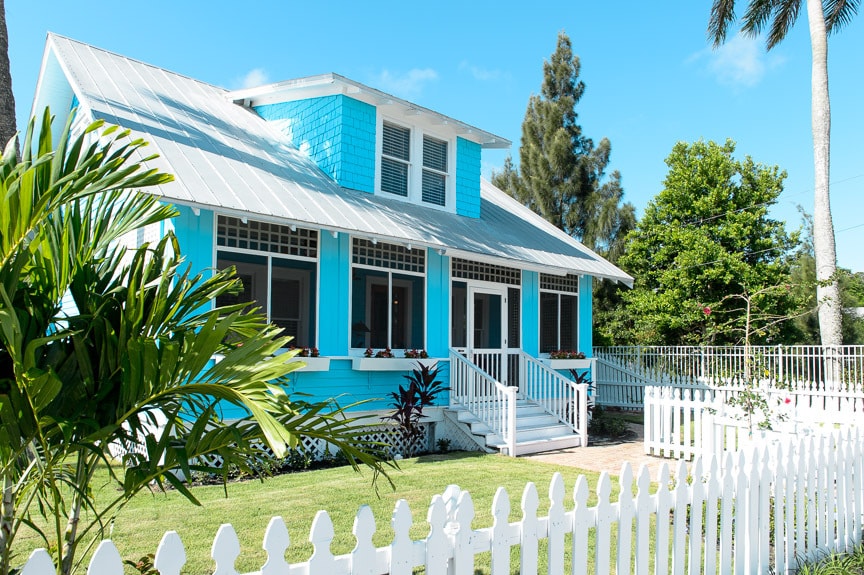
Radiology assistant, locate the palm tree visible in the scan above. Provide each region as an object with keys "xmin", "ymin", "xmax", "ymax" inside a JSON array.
[
  {"xmin": 708, "ymin": 0, "xmax": 859, "ymax": 353},
  {"xmin": 0, "ymin": 111, "xmax": 392, "ymax": 575}
]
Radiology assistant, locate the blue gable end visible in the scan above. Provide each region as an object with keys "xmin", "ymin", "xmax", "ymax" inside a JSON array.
[{"xmin": 254, "ymin": 95, "xmax": 376, "ymax": 193}]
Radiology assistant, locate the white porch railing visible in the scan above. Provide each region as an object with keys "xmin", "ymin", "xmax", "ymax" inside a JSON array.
[
  {"xmin": 518, "ymin": 351, "xmax": 588, "ymax": 445},
  {"xmin": 449, "ymin": 349, "xmax": 589, "ymax": 452},
  {"xmin": 596, "ymin": 345, "xmax": 864, "ymax": 390},
  {"xmin": 449, "ymin": 349, "xmax": 517, "ymax": 454}
]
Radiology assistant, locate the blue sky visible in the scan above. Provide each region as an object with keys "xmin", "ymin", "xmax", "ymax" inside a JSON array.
[{"xmin": 8, "ymin": 1, "xmax": 864, "ymax": 270}]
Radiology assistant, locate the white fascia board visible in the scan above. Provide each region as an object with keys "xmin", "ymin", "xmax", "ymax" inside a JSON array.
[{"xmin": 225, "ymin": 73, "xmax": 510, "ymax": 150}]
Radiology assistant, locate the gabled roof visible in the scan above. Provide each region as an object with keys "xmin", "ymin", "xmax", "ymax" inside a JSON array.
[{"xmin": 34, "ymin": 34, "xmax": 633, "ymax": 286}]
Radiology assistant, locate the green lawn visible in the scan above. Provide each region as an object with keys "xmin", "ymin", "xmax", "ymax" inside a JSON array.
[{"xmin": 17, "ymin": 452, "xmax": 621, "ymax": 574}]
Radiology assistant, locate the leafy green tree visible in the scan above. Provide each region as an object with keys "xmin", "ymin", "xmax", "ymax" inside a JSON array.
[
  {"xmin": 608, "ymin": 139, "xmax": 798, "ymax": 346},
  {"xmin": 788, "ymin": 210, "xmax": 864, "ymax": 344},
  {"xmin": 708, "ymin": 0, "xmax": 860, "ymax": 350},
  {"xmin": 491, "ymin": 31, "xmax": 635, "ymax": 257},
  {"xmin": 0, "ymin": 111, "xmax": 391, "ymax": 575}
]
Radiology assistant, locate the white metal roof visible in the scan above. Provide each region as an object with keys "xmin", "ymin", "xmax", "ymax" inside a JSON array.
[{"xmin": 38, "ymin": 34, "xmax": 633, "ymax": 286}]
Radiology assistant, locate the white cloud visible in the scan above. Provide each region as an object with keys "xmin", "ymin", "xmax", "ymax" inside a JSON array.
[
  {"xmin": 373, "ymin": 68, "xmax": 438, "ymax": 98},
  {"xmin": 691, "ymin": 34, "xmax": 785, "ymax": 88},
  {"xmin": 235, "ymin": 68, "xmax": 269, "ymax": 89},
  {"xmin": 459, "ymin": 60, "xmax": 506, "ymax": 81}
]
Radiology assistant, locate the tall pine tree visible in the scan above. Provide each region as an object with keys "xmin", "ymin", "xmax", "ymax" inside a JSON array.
[{"xmin": 492, "ymin": 31, "xmax": 634, "ymax": 258}]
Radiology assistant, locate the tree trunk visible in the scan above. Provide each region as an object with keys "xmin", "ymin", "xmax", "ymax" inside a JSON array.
[
  {"xmin": 807, "ymin": 0, "xmax": 842, "ymax": 360},
  {"xmin": 0, "ymin": 0, "xmax": 16, "ymax": 151},
  {"xmin": 807, "ymin": 0, "xmax": 843, "ymax": 389}
]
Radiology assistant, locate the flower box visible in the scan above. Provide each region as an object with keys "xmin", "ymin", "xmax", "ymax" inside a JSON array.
[
  {"xmin": 539, "ymin": 358, "xmax": 594, "ymax": 370},
  {"xmin": 293, "ymin": 357, "xmax": 331, "ymax": 372},
  {"xmin": 352, "ymin": 358, "xmax": 440, "ymax": 372}
]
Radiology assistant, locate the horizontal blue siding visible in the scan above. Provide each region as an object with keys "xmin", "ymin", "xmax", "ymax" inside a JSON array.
[{"xmin": 286, "ymin": 359, "xmax": 451, "ymax": 411}]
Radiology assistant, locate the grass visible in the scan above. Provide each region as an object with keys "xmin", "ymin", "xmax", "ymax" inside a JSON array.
[
  {"xmin": 16, "ymin": 452, "xmax": 623, "ymax": 574},
  {"xmin": 794, "ymin": 544, "xmax": 864, "ymax": 575}
]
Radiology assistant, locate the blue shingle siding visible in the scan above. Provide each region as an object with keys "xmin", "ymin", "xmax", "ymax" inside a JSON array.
[
  {"xmin": 455, "ymin": 137, "xmax": 481, "ymax": 218},
  {"xmin": 253, "ymin": 95, "xmax": 376, "ymax": 193}
]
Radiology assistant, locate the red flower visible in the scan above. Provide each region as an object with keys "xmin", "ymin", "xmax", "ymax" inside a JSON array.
[
  {"xmin": 702, "ymin": 306, "xmax": 712, "ymax": 316},
  {"xmin": 784, "ymin": 397, "xmax": 792, "ymax": 404}
]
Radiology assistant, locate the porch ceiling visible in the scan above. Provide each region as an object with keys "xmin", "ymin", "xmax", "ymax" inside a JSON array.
[{"xmin": 43, "ymin": 34, "xmax": 633, "ymax": 287}]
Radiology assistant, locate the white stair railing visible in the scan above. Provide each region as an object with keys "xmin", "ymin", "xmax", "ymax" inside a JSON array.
[
  {"xmin": 519, "ymin": 352, "xmax": 589, "ymax": 446},
  {"xmin": 449, "ymin": 348, "xmax": 517, "ymax": 455}
]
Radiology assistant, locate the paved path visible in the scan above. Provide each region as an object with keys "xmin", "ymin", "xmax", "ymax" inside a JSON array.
[{"xmin": 525, "ymin": 423, "xmax": 676, "ymax": 482}]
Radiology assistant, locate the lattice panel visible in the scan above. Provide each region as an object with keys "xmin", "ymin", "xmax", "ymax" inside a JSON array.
[
  {"xmin": 540, "ymin": 273, "xmax": 580, "ymax": 293},
  {"xmin": 352, "ymin": 238, "xmax": 425, "ymax": 273},
  {"xmin": 436, "ymin": 416, "xmax": 489, "ymax": 453},
  {"xmin": 137, "ymin": 424, "xmax": 434, "ymax": 472},
  {"xmin": 452, "ymin": 259, "xmax": 521, "ymax": 285},
  {"xmin": 217, "ymin": 215, "xmax": 318, "ymax": 258}
]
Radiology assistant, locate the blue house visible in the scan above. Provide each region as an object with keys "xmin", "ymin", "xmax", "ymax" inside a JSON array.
[{"xmin": 32, "ymin": 35, "xmax": 633, "ymax": 455}]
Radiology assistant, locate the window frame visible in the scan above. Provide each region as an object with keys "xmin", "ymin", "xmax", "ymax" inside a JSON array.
[
  {"xmin": 539, "ymin": 285, "xmax": 580, "ymax": 355},
  {"xmin": 350, "ymin": 237, "xmax": 427, "ymax": 353},
  {"xmin": 214, "ymin": 214, "xmax": 320, "ymax": 349},
  {"xmin": 375, "ymin": 115, "xmax": 455, "ymax": 211}
]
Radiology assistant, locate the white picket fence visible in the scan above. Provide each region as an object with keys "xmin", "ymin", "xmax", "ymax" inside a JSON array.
[
  {"xmin": 20, "ymin": 430, "xmax": 864, "ymax": 575},
  {"xmin": 644, "ymin": 384, "xmax": 864, "ymax": 461}
]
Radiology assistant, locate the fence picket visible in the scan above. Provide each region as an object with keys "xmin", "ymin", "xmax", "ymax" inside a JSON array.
[
  {"xmin": 655, "ymin": 464, "xmax": 672, "ymax": 575},
  {"xmin": 688, "ymin": 458, "xmax": 705, "ymax": 575},
  {"xmin": 212, "ymin": 524, "xmax": 241, "ymax": 575},
  {"xmin": 571, "ymin": 476, "xmax": 590, "ymax": 575},
  {"xmin": 547, "ymin": 474, "xmax": 567, "ymax": 575},
  {"xmin": 671, "ymin": 460, "xmax": 689, "ymax": 575},
  {"xmin": 490, "ymin": 487, "xmax": 511, "ymax": 575},
  {"xmin": 452, "ymin": 491, "xmax": 475, "ymax": 575},
  {"xmin": 389, "ymin": 500, "xmax": 413, "ymax": 575},
  {"xmin": 261, "ymin": 518, "xmax": 289, "ymax": 575},
  {"xmin": 351, "ymin": 506, "xmax": 376, "ymax": 575},
  {"xmin": 425, "ymin": 496, "xmax": 449, "ymax": 575},
  {"xmin": 520, "ymin": 483, "xmax": 540, "ymax": 575},
  {"xmin": 634, "ymin": 466, "xmax": 652, "ymax": 575},
  {"xmin": 617, "ymin": 464, "xmax": 635, "ymax": 575},
  {"xmin": 702, "ymin": 456, "xmax": 720, "ymax": 575},
  {"xmin": 594, "ymin": 473, "xmax": 614, "ymax": 575}
]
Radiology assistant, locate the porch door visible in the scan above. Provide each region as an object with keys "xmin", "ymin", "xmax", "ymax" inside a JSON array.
[{"xmin": 467, "ymin": 285, "xmax": 509, "ymax": 384}]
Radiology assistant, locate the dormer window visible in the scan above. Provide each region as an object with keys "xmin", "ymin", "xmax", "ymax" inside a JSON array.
[{"xmin": 378, "ymin": 119, "xmax": 452, "ymax": 209}]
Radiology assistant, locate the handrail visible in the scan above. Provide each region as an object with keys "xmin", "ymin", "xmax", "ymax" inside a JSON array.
[
  {"xmin": 448, "ymin": 348, "xmax": 517, "ymax": 455},
  {"xmin": 518, "ymin": 352, "xmax": 588, "ymax": 447}
]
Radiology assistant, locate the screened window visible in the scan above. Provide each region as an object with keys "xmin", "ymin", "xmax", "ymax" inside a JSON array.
[
  {"xmin": 215, "ymin": 220, "xmax": 318, "ymax": 349},
  {"xmin": 381, "ymin": 122, "xmax": 410, "ymax": 197},
  {"xmin": 351, "ymin": 239, "xmax": 425, "ymax": 350},
  {"xmin": 540, "ymin": 293, "xmax": 578, "ymax": 353},
  {"xmin": 422, "ymin": 136, "xmax": 447, "ymax": 206}
]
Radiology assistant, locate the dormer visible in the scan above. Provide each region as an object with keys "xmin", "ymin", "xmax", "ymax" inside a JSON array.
[{"xmin": 226, "ymin": 74, "xmax": 509, "ymax": 219}]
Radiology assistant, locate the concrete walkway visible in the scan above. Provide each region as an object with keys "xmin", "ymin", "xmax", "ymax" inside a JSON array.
[{"xmin": 524, "ymin": 423, "xmax": 676, "ymax": 482}]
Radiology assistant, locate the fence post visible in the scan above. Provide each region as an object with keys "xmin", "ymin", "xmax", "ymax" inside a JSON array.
[{"xmin": 507, "ymin": 387, "xmax": 517, "ymax": 456}]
